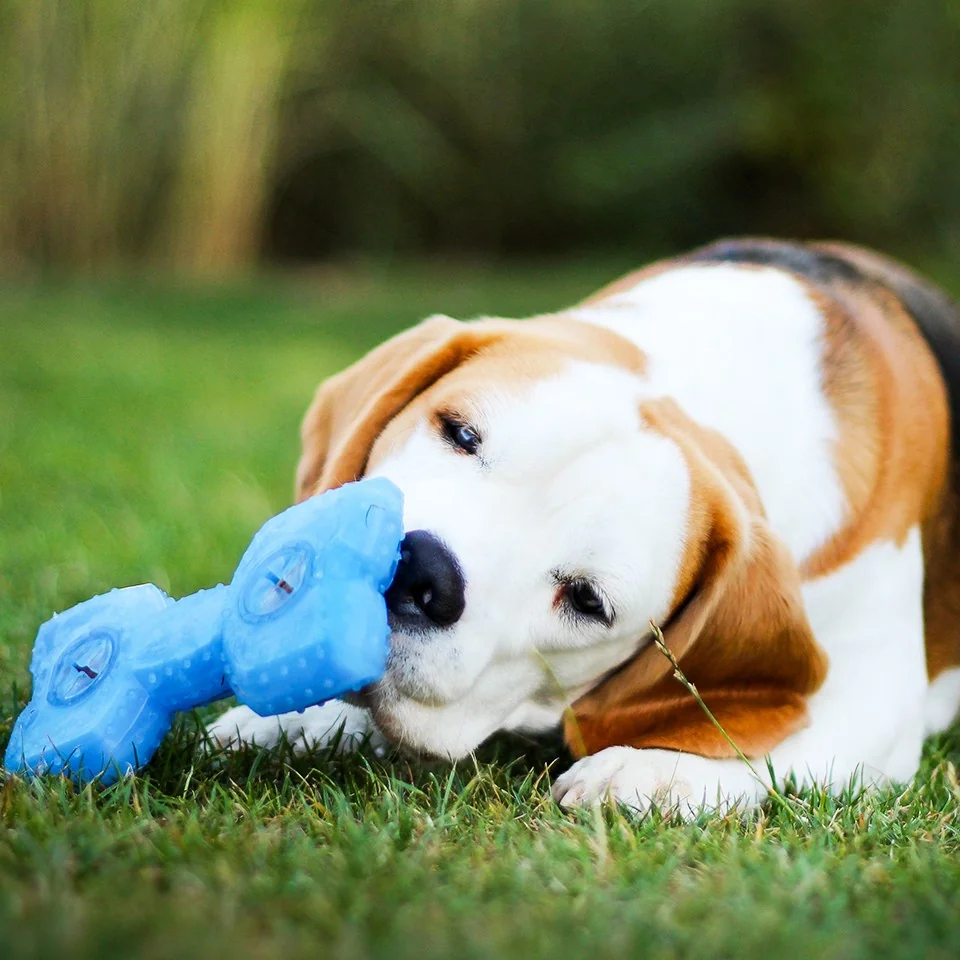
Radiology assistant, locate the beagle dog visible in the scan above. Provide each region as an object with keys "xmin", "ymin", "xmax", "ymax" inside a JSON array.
[{"xmin": 208, "ymin": 238, "xmax": 960, "ymax": 816}]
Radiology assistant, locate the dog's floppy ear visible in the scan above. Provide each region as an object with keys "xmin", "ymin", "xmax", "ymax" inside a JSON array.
[
  {"xmin": 296, "ymin": 315, "xmax": 505, "ymax": 500},
  {"xmin": 566, "ymin": 399, "xmax": 828, "ymax": 760}
]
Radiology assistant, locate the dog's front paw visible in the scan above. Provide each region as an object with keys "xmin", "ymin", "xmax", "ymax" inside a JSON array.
[
  {"xmin": 204, "ymin": 701, "xmax": 384, "ymax": 756},
  {"xmin": 552, "ymin": 747, "xmax": 767, "ymax": 818}
]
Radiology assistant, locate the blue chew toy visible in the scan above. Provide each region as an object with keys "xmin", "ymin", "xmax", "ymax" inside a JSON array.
[{"xmin": 4, "ymin": 478, "xmax": 404, "ymax": 785}]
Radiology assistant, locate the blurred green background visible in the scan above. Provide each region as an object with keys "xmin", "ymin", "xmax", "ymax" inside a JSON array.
[{"xmin": 2, "ymin": 0, "xmax": 959, "ymax": 276}]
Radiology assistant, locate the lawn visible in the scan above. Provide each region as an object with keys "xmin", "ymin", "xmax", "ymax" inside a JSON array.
[{"xmin": 3, "ymin": 261, "xmax": 960, "ymax": 960}]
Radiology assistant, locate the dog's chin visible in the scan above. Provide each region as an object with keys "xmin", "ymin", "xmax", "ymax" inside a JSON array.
[
  {"xmin": 376, "ymin": 627, "xmax": 474, "ymax": 707},
  {"xmin": 349, "ymin": 674, "xmax": 495, "ymax": 762},
  {"xmin": 345, "ymin": 626, "xmax": 509, "ymax": 759}
]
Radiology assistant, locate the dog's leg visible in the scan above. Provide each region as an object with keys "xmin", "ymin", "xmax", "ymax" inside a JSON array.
[
  {"xmin": 555, "ymin": 528, "xmax": 929, "ymax": 817},
  {"xmin": 205, "ymin": 701, "xmax": 386, "ymax": 756}
]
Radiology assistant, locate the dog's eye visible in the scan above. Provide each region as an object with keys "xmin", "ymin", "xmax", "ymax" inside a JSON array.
[
  {"xmin": 440, "ymin": 416, "xmax": 481, "ymax": 455},
  {"xmin": 565, "ymin": 579, "xmax": 611, "ymax": 625}
]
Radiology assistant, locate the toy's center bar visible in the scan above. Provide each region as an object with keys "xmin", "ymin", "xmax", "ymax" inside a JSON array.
[{"xmin": 132, "ymin": 585, "xmax": 231, "ymax": 713}]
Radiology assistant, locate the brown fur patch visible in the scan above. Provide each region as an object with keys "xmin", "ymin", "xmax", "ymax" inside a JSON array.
[
  {"xmin": 920, "ymin": 469, "xmax": 960, "ymax": 678},
  {"xmin": 296, "ymin": 314, "xmax": 646, "ymax": 499},
  {"xmin": 569, "ymin": 687, "xmax": 810, "ymax": 760},
  {"xmin": 800, "ymin": 278, "xmax": 948, "ymax": 578},
  {"xmin": 810, "ymin": 243, "xmax": 960, "ymax": 680},
  {"xmin": 295, "ymin": 315, "xmax": 501, "ymax": 498}
]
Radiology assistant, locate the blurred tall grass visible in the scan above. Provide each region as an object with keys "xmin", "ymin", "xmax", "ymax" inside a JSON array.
[{"xmin": 1, "ymin": 0, "xmax": 959, "ymax": 274}]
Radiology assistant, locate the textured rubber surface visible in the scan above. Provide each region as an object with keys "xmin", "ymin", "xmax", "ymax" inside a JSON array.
[
  {"xmin": 223, "ymin": 480, "xmax": 403, "ymax": 715},
  {"xmin": 4, "ymin": 478, "xmax": 403, "ymax": 784}
]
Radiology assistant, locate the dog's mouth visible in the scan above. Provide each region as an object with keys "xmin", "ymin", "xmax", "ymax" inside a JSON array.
[
  {"xmin": 355, "ymin": 656, "xmax": 451, "ymax": 710},
  {"xmin": 342, "ymin": 685, "xmax": 374, "ymax": 710},
  {"xmin": 342, "ymin": 681, "xmax": 451, "ymax": 761}
]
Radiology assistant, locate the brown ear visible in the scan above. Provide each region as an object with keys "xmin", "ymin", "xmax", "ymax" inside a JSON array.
[
  {"xmin": 566, "ymin": 399, "xmax": 828, "ymax": 760},
  {"xmin": 295, "ymin": 315, "xmax": 506, "ymax": 500}
]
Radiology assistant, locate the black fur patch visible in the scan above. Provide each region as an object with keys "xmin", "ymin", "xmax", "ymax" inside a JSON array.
[{"xmin": 690, "ymin": 239, "xmax": 865, "ymax": 285}]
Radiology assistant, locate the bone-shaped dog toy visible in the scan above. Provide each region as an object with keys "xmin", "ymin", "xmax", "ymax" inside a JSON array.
[{"xmin": 3, "ymin": 477, "xmax": 404, "ymax": 785}]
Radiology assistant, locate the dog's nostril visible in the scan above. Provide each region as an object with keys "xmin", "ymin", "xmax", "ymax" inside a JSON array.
[{"xmin": 386, "ymin": 530, "xmax": 465, "ymax": 628}]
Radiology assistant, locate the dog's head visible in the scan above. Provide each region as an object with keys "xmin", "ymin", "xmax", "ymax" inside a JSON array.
[{"xmin": 296, "ymin": 314, "xmax": 825, "ymax": 760}]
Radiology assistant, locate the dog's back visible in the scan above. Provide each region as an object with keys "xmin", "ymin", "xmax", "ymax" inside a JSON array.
[{"xmin": 689, "ymin": 239, "xmax": 960, "ymax": 685}]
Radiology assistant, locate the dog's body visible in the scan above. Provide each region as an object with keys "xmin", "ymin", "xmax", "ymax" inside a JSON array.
[{"xmin": 209, "ymin": 238, "xmax": 960, "ymax": 815}]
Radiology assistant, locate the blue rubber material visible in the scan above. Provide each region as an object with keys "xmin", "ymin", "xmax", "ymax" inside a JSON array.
[{"xmin": 4, "ymin": 478, "xmax": 404, "ymax": 785}]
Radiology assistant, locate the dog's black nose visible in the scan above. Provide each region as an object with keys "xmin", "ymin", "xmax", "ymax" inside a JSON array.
[{"xmin": 385, "ymin": 530, "xmax": 465, "ymax": 629}]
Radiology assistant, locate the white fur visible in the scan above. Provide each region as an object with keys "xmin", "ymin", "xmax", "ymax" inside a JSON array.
[
  {"xmin": 784, "ymin": 525, "xmax": 929, "ymax": 786},
  {"xmin": 573, "ymin": 264, "xmax": 847, "ymax": 564}
]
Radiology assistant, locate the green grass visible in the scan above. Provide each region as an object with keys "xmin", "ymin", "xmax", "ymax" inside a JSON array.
[{"xmin": 4, "ymin": 261, "xmax": 960, "ymax": 959}]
